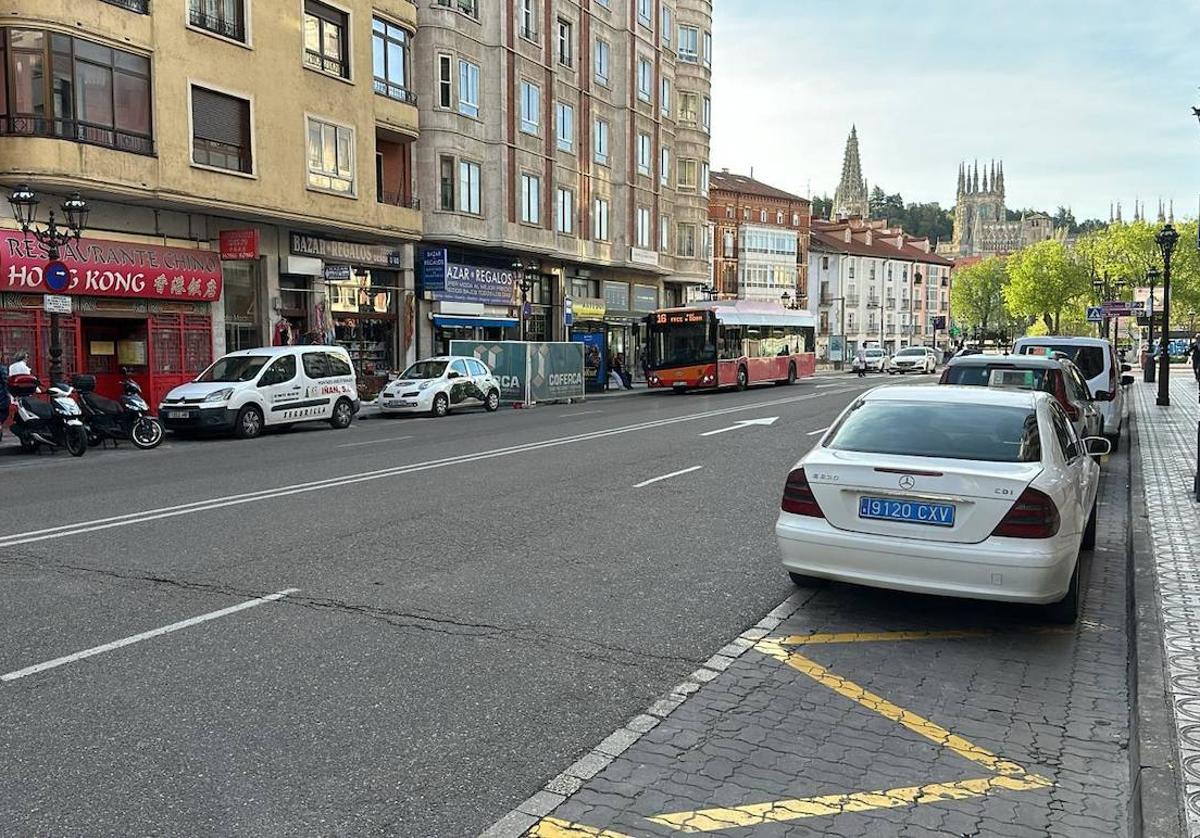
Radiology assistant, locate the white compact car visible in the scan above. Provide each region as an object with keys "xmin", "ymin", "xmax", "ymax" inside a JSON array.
[
  {"xmin": 888, "ymin": 346, "xmax": 938, "ymax": 374},
  {"xmin": 863, "ymin": 348, "xmax": 888, "ymax": 372},
  {"xmin": 378, "ymin": 356, "xmax": 501, "ymax": 417},
  {"xmin": 776, "ymin": 385, "xmax": 1108, "ymax": 623},
  {"xmin": 160, "ymin": 345, "xmax": 359, "ymax": 439}
]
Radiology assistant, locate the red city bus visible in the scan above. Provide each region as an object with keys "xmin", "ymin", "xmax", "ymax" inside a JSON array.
[{"xmin": 646, "ymin": 301, "xmax": 817, "ymax": 392}]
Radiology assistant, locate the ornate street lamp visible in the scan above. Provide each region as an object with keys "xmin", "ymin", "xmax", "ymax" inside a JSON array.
[
  {"xmin": 1145, "ymin": 267, "xmax": 1161, "ymax": 383},
  {"xmin": 7, "ymin": 185, "xmax": 89, "ymax": 384},
  {"xmin": 780, "ymin": 291, "xmax": 799, "ymax": 310},
  {"xmin": 510, "ymin": 259, "xmax": 536, "ymax": 342},
  {"xmin": 1155, "ymin": 223, "xmax": 1179, "ymax": 406}
]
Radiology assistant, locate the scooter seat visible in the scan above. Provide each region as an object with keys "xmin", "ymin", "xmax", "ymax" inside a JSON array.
[
  {"xmin": 82, "ymin": 391, "xmax": 123, "ymax": 415},
  {"xmin": 21, "ymin": 398, "xmax": 53, "ymax": 420}
]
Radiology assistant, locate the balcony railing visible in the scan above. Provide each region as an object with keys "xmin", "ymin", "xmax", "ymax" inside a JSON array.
[
  {"xmin": 189, "ymin": 7, "xmax": 246, "ymax": 42},
  {"xmin": 373, "ymin": 79, "xmax": 419, "ymax": 105},
  {"xmin": 0, "ymin": 115, "xmax": 154, "ymax": 156},
  {"xmin": 378, "ymin": 191, "xmax": 421, "ymax": 210},
  {"xmin": 845, "ymin": 295, "xmax": 859, "ymax": 306},
  {"xmin": 102, "ymin": 0, "xmax": 150, "ymax": 13}
]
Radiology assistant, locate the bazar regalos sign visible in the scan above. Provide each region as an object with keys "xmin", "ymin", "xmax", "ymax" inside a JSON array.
[
  {"xmin": 1, "ymin": 232, "xmax": 222, "ymax": 302},
  {"xmin": 419, "ymin": 248, "xmax": 517, "ymax": 306}
]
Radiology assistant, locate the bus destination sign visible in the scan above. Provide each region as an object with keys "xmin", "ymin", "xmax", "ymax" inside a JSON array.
[{"xmin": 655, "ymin": 311, "xmax": 707, "ymax": 325}]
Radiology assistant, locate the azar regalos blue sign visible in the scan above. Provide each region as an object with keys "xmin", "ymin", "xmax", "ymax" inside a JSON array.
[{"xmin": 419, "ymin": 248, "xmax": 517, "ymax": 306}]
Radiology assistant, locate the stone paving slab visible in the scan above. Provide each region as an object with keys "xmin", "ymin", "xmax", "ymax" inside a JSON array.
[
  {"xmin": 491, "ymin": 444, "xmax": 1133, "ymax": 837},
  {"xmin": 1133, "ymin": 375, "xmax": 1200, "ymax": 837}
]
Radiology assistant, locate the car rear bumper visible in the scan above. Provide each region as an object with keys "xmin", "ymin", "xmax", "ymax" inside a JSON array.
[{"xmin": 776, "ymin": 512, "xmax": 1076, "ymax": 604}]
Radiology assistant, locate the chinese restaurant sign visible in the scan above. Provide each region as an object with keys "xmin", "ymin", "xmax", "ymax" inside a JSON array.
[
  {"xmin": 1, "ymin": 232, "xmax": 223, "ymax": 302},
  {"xmin": 219, "ymin": 229, "xmax": 260, "ymax": 261}
]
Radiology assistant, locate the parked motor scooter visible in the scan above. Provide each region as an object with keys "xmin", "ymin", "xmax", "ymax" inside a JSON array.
[
  {"xmin": 73, "ymin": 370, "xmax": 164, "ymax": 450},
  {"xmin": 8, "ymin": 374, "xmax": 89, "ymax": 457}
]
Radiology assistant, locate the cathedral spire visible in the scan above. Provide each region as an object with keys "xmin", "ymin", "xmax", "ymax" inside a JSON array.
[
  {"xmin": 1116, "ymin": 201, "xmax": 1123, "ymax": 223},
  {"xmin": 832, "ymin": 125, "xmax": 869, "ymax": 219},
  {"xmin": 957, "ymin": 162, "xmax": 965, "ymax": 197},
  {"xmin": 1170, "ymin": 199, "xmax": 1174, "ymax": 222},
  {"xmin": 982, "ymin": 165, "xmax": 989, "ymax": 194},
  {"xmin": 997, "ymin": 160, "xmax": 1005, "ymax": 195},
  {"xmin": 1158, "ymin": 199, "xmax": 1165, "ymax": 223},
  {"xmin": 972, "ymin": 160, "xmax": 979, "ymax": 193}
]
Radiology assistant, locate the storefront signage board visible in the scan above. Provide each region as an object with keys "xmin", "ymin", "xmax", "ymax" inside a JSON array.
[
  {"xmin": 573, "ymin": 297, "xmax": 606, "ymax": 319},
  {"xmin": 290, "ymin": 233, "xmax": 401, "ymax": 268},
  {"xmin": 323, "ymin": 264, "xmax": 353, "ymax": 281},
  {"xmin": 420, "ymin": 248, "xmax": 518, "ymax": 306},
  {"xmin": 43, "ymin": 294, "xmax": 72, "ymax": 314},
  {"xmin": 2, "ymin": 232, "xmax": 221, "ymax": 302},
  {"xmin": 219, "ymin": 230, "xmax": 260, "ymax": 261}
]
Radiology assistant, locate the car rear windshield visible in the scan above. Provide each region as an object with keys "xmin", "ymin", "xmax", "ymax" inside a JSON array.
[
  {"xmin": 827, "ymin": 401, "xmax": 1042, "ymax": 463},
  {"xmin": 1019, "ymin": 344, "xmax": 1105, "ymax": 379},
  {"xmin": 944, "ymin": 364, "xmax": 1049, "ymax": 391},
  {"xmin": 196, "ymin": 355, "xmax": 270, "ymax": 383}
]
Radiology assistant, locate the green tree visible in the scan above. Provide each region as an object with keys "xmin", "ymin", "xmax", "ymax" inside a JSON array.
[
  {"xmin": 1004, "ymin": 240, "xmax": 1093, "ymax": 333},
  {"xmin": 811, "ymin": 194, "xmax": 833, "ymax": 221},
  {"xmin": 950, "ymin": 257, "xmax": 1008, "ymax": 336}
]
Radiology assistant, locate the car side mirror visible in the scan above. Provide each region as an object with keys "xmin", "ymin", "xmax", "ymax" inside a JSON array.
[
  {"xmin": 1121, "ymin": 363, "xmax": 1132, "ymax": 373},
  {"xmin": 1121, "ymin": 373, "xmax": 1135, "ymax": 387},
  {"xmin": 447, "ymin": 371, "xmax": 461, "ymax": 379},
  {"xmin": 1093, "ymin": 389, "xmax": 1112, "ymax": 402},
  {"xmin": 1084, "ymin": 436, "xmax": 1112, "ymax": 457}
]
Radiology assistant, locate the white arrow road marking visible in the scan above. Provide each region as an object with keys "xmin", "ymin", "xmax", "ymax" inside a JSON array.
[
  {"xmin": 1, "ymin": 588, "xmax": 300, "ymax": 682},
  {"xmin": 699, "ymin": 417, "xmax": 779, "ymax": 437},
  {"xmin": 634, "ymin": 465, "xmax": 703, "ymax": 488}
]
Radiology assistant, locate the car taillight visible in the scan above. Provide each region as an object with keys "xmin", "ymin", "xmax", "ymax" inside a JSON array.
[
  {"xmin": 991, "ymin": 488, "xmax": 1060, "ymax": 539},
  {"xmin": 781, "ymin": 468, "xmax": 824, "ymax": 518}
]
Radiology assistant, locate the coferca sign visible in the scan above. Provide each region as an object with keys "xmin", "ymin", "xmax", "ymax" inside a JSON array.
[{"xmin": 1, "ymin": 232, "xmax": 223, "ymax": 302}]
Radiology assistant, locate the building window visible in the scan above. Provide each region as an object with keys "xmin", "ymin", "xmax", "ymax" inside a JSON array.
[
  {"xmin": 661, "ymin": 5, "xmax": 673, "ymax": 45},
  {"xmin": 792, "ymin": 212, "xmax": 800, "ymax": 226},
  {"xmin": 700, "ymin": 163, "xmax": 709, "ymax": 196},
  {"xmin": 556, "ymin": 18, "xmax": 573, "ymax": 67},
  {"xmin": 637, "ymin": 57, "xmax": 652, "ymax": 102},
  {"xmin": 594, "ymin": 38, "xmax": 610, "ymax": 85},
  {"xmin": 303, "ymin": 1, "xmax": 349, "ymax": 79},
  {"xmin": 821, "ymin": 256, "xmax": 829, "ymax": 270},
  {"xmin": 188, "ymin": 0, "xmax": 245, "ymax": 41},
  {"xmin": 521, "ymin": 172, "xmax": 541, "ymax": 224},
  {"xmin": 519, "ymin": 0, "xmax": 538, "ymax": 40},
  {"xmin": 459, "ymin": 160, "xmax": 481, "ymax": 214},
  {"xmin": 677, "ymin": 158, "xmax": 697, "ymax": 190},
  {"xmin": 520, "ymin": 80, "xmax": 540, "ymax": 134},
  {"xmin": 677, "ymin": 223, "xmax": 697, "ymax": 258},
  {"xmin": 702, "ymin": 95, "xmax": 711, "ymax": 132},
  {"xmin": 776, "ymin": 211, "xmax": 784, "ymax": 225},
  {"xmin": 703, "ymin": 30, "xmax": 712, "ymax": 66},
  {"xmin": 636, "ymin": 206, "xmax": 651, "ymax": 248},
  {"xmin": 556, "ymin": 187, "xmax": 574, "ymax": 234},
  {"xmin": 742, "ymin": 207, "xmax": 750, "ymax": 220},
  {"xmin": 725, "ymin": 206, "xmax": 733, "ymax": 218},
  {"xmin": 660, "ymin": 215, "xmax": 670, "ymax": 251},
  {"xmin": 660, "ymin": 146, "xmax": 670, "ymax": 185},
  {"xmin": 556, "ymin": 101, "xmax": 574, "ymax": 152},
  {"xmin": 458, "ymin": 59, "xmax": 480, "ymax": 117},
  {"xmin": 594, "ymin": 197, "xmax": 610, "ymax": 241},
  {"xmin": 678, "ymin": 91, "xmax": 698, "ymax": 124},
  {"xmin": 760, "ymin": 209, "xmax": 767, "ymax": 223},
  {"xmin": 593, "ymin": 118, "xmax": 609, "ymax": 165},
  {"xmin": 723, "ymin": 230, "xmax": 735, "ymax": 257},
  {"xmin": 678, "ymin": 25, "xmax": 699, "ymax": 61},
  {"xmin": 191, "ymin": 85, "xmax": 251, "ymax": 173},
  {"xmin": 2, "ymin": 31, "xmax": 154, "ymax": 156},
  {"xmin": 637, "ymin": 0, "xmax": 652, "ymax": 26},
  {"xmin": 372, "ymin": 18, "xmax": 413, "ymax": 102},
  {"xmin": 434, "ymin": 0, "xmax": 479, "ymax": 18},
  {"xmin": 439, "ymin": 155, "xmax": 455, "ymax": 210},
  {"xmin": 437, "ymin": 53, "xmax": 453, "ymax": 108},
  {"xmin": 636, "ymin": 132, "xmax": 651, "ymax": 176},
  {"xmin": 306, "ymin": 118, "xmax": 355, "ymax": 195},
  {"xmin": 660, "ymin": 76, "xmax": 671, "ymax": 116}
]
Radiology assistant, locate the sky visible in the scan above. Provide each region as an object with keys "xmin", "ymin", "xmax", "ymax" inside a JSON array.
[{"xmin": 710, "ymin": 0, "xmax": 1200, "ymax": 222}]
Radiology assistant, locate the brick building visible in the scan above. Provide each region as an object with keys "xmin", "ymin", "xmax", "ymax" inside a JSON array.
[{"xmin": 708, "ymin": 170, "xmax": 811, "ymax": 304}]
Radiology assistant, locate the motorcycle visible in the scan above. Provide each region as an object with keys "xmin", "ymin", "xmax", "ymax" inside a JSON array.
[
  {"xmin": 73, "ymin": 371, "xmax": 164, "ymax": 450},
  {"xmin": 8, "ymin": 374, "xmax": 89, "ymax": 457}
]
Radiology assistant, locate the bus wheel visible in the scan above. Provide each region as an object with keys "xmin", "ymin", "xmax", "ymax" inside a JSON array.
[
  {"xmin": 736, "ymin": 366, "xmax": 748, "ymax": 391},
  {"xmin": 776, "ymin": 363, "xmax": 797, "ymax": 386}
]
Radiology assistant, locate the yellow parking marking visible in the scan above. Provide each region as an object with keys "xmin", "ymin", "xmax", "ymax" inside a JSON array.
[
  {"xmin": 528, "ymin": 816, "xmax": 637, "ymax": 838},
  {"xmin": 776, "ymin": 626, "xmax": 1073, "ymax": 646},
  {"xmin": 647, "ymin": 773, "xmax": 1052, "ymax": 832},
  {"xmin": 756, "ymin": 639, "xmax": 1027, "ymax": 775}
]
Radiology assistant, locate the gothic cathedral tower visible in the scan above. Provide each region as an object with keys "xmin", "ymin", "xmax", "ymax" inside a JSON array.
[
  {"xmin": 832, "ymin": 126, "xmax": 869, "ymax": 220},
  {"xmin": 950, "ymin": 160, "xmax": 1007, "ymax": 255}
]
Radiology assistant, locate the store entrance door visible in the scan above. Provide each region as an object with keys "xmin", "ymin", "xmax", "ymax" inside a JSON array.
[{"xmin": 80, "ymin": 317, "xmax": 150, "ymax": 401}]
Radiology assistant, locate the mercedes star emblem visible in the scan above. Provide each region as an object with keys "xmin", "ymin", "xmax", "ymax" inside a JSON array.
[{"xmin": 898, "ymin": 475, "xmax": 916, "ymax": 490}]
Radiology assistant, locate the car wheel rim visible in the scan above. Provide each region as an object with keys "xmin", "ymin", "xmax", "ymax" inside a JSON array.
[
  {"xmin": 244, "ymin": 412, "xmax": 260, "ymax": 434},
  {"xmin": 336, "ymin": 404, "xmax": 351, "ymax": 425},
  {"xmin": 488, "ymin": 394, "xmax": 498, "ymax": 409}
]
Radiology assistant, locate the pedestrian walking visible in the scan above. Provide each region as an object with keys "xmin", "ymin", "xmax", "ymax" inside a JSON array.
[
  {"xmin": 7, "ymin": 350, "xmax": 31, "ymax": 377},
  {"xmin": 0, "ymin": 359, "xmax": 9, "ymax": 442},
  {"xmin": 853, "ymin": 346, "xmax": 867, "ymax": 378},
  {"xmin": 1188, "ymin": 334, "xmax": 1200, "ymax": 383}
]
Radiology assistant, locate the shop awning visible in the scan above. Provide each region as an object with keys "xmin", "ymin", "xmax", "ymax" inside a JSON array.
[{"xmin": 432, "ymin": 315, "xmax": 519, "ymax": 329}]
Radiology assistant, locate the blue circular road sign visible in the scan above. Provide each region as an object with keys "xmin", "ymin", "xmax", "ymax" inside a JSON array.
[{"xmin": 45, "ymin": 261, "xmax": 71, "ymax": 293}]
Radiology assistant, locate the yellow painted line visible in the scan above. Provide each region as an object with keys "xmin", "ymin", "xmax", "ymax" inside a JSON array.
[
  {"xmin": 775, "ymin": 626, "xmax": 1073, "ymax": 646},
  {"xmin": 527, "ymin": 817, "xmax": 637, "ymax": 838},
  {"xmin": 755, "ymin": 639, "xmax": 1027, "ymax": 775},
  {"xmin": 646, "ymin": 773, "xmax": 1053, "ymax": 832}
]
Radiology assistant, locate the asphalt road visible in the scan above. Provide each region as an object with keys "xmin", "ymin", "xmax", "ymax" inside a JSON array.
[{"xmin": 0, "ymin": 372, "xmax": 904, "ymax": 837}]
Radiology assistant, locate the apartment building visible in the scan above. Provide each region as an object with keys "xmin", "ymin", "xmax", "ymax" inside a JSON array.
[
  {"xmin": 413, "ymin": 0, "xmax": 713, "ymax": 378},
  {"xmin": 708, "ymin": 169, "xmax": 811, "ymax": 305},
  {"xmin": 807, "ymin": 218, "xmax": 953, "ymax": 359},
  {"xmin": 0, "ymin": 0, "xmax": 421, "ymax": 402}
]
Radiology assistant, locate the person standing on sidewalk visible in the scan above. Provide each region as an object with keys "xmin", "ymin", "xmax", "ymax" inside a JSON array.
[
  {"xmin": 1187, "ymin": 334, "xmax": 1200, "ymax": 383},
  {"xmin": 8, "ymin": 350, "xmax": 30, "ymax": 376},
  {"xmin": 853, "ymin": 346, "xmax": 867, "ymax": 378}
]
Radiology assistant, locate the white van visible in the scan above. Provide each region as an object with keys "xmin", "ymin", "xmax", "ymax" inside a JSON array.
[
  {"xmin": 159, "ymin": 346, "xmax": 360, "ymax": 438},
  {"xmin": 1013, "ymin": 336, "xmax": 1131, "ymax": 450}
]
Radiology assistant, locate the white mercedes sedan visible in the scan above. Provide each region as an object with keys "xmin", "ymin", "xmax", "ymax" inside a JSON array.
[{"xmin": 776, "ymin": 386, "xmax": 1108, "ymax": 623}]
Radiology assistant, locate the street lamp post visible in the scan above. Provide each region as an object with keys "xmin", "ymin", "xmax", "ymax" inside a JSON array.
[
  {"xmin": 1155, "ymin": 223, "xmax": 1179, "ymax": 407},
  {"xmin": 7, "ymin": 185, "xmax": 89, "ymax": 385},
  {"xmin": 511, "ymin": 260, "xmax": 536, "ymax": 342},
  {"xmin": 1144, "ymin": 267, "xmax": 1161, "ymax": 383}
]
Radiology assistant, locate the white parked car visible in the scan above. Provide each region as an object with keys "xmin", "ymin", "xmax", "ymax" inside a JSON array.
[
  {"xmin": 378, "ymin": 356, "xmax": 501, "ymax": 417},
  {"xmin": 888, "ymin": 346, "xmax": 938, "ymax": 374},
  {"xmin": 862, "ymin": 347, "xmax": 888, "ymax": 372},
  {"xmin": 776, "ymin": 386, "xmax": 1108, "ymax": 623}
]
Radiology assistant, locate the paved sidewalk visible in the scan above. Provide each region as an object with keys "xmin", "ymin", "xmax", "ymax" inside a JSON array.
[{"xmin": 1132, "ymin": 375, "xmax": 1200, "ymax": 837}]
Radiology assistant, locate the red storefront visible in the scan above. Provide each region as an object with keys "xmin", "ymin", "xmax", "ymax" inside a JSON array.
[{"xmin": 0, "ymin": 232, "xmax": 222, "ymax": 409}]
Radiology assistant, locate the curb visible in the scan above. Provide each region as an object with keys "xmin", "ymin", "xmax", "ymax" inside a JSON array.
[
  {"xmin": 1128, "ymin": 409, "xmax": 1184, "ymax": 838},
  {"xmin": 477, "ymin": 591, "xmax": 812, "ymax": 838}
]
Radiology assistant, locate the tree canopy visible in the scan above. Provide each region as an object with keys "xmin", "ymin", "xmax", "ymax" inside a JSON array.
[
  {"xmin": 1003, "ymin": 240, "xmax": 1093, "ymax": 334},
  {"xmin": 949, "ymin": 258, "xmax": 1008, "ymax": 335}
]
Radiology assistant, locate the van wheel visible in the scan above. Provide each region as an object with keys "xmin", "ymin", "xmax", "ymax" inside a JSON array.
[
  {"xmin": 1082, "ymin": 501, "xmax": 1097, "ymax": 550},
  {"xmin": 484, "ymin": 390, "xmax": 500, "ymax": 412},
  {"xmin": 431, "ymin": 393, "xmax": 449, "ymax": 418},
  {"xmin": 736, "ymin": 366, "xmax": 748, "ymax": 391},
  {"xmin": 329, "ymin": 398, "xmax": 354, "ymax": 429},
  {"xmin": 234, "ymin": 404, "xmax": 263, "ymax": 439},
  {"xmin": 1105, "ymin": 423, "xmax": 1121, "ymax": 453},
  {"xmin": 1043, "ymin": 561, "xmax": 1080, "ymax": 624}
]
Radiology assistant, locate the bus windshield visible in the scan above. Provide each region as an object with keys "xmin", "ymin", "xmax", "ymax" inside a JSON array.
[{"xmin": 649, "ymin": 314, "xmax": 716, "ymax": 369}]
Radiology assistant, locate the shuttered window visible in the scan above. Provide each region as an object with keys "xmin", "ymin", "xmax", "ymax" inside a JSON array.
[{"xmin": 191, "ymin": 86, "xmax": 251, "ymax": 173}]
